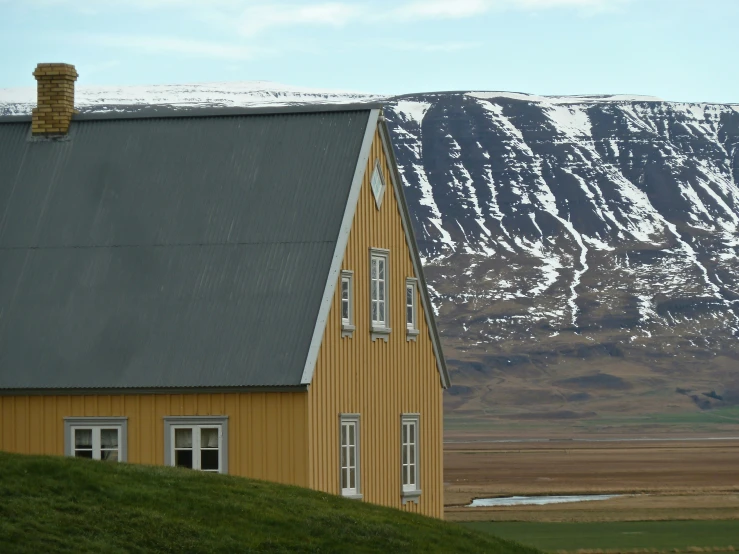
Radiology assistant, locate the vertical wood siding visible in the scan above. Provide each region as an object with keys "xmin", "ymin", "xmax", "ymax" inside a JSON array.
[
  {"xmin": 0, "ymin": 392, "xmax": 309, "ymax": 487},
  {"xmin": 308, "ymin": 128, "xmax": 445, "ymax": 518}
]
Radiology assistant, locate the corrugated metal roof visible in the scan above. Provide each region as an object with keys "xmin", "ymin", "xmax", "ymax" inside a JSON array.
[{"xmin": 0, "ymin": 109, "xmax": 370, "ymax": 389}]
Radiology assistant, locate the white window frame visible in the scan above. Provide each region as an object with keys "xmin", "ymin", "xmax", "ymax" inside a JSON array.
[
  {"xmin": 339, "ymin": 414, "xmax": 362, "ymax": 500},
  {"xmin": 163, "ymin": 416, "xmax": 228, "ymax": 474},
  {"xmin": 340, "ymin": 270, "xmax": 355, "ymax": 338},
  {"xmin": 405, "ymin": 278, "xmax": 420, "ymax": 341},
  {"xmin": 370, "ymin": 160, "xmax": 386, "ymax": 209},
  {"xmin": 369, "ymin": 248, "xmax": 391, "ymax": 342},
  {"xmin": 64, "ymin": 417, "xmax": 128, "ymax": 462},
  {"xmin": 400, "ymin": 414, "xmax": 422, "ymax": 504}
]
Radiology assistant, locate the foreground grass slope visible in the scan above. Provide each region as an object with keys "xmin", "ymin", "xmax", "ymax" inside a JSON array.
[{"xmin": 0, "ymin": 452, "xmax": 538, "ymax": 553}]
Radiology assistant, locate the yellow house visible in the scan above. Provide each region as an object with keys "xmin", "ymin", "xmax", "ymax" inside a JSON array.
[{"xmin": 0, "ymin": 64, "xmax": 450, "ymax": 518}]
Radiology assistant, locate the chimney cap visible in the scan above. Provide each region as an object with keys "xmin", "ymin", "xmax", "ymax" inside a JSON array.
[{"xmin": 33, "ymin": 63, "xmax": 78, "ymax": 79}]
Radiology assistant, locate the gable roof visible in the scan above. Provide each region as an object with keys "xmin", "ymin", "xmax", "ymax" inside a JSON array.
[{"xmin": 0, "ymin": 103, "xmax": 448, "ymax": 392}]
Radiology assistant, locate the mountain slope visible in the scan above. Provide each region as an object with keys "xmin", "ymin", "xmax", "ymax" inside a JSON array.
[
  {"xmin": 384, "ymin": 92, "xmax": 739, "ymax": 430},
  {"xmin": 3, "ymin": 82, "xmax": 739, "ymax": 432}
]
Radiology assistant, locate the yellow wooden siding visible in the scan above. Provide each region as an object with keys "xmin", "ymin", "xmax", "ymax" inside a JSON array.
[
  {"xmin": 308, "ymin": 127, "xmax": 445, "ymax": 518},
  {"xmin": 0, "ymin": 392, "xmax": 309, "ymax": 487}
]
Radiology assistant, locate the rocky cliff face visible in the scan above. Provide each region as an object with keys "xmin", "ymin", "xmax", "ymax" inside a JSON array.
[
  {"xmin": 384, "ymin": 93, "xmax": 739, "ymax": 426},
  {"xmin": 4, "ymin": 83, "xmax": 739, "ymax": 428}
]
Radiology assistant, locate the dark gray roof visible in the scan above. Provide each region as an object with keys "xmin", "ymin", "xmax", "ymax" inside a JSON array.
[{"xmin": 0, "ymin": 108, "xmax": 371, "ymax": 389}]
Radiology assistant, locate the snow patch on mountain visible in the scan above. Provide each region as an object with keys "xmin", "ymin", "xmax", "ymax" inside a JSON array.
[{"xmin": 0, "ymin": 80, "xmax": 382, "ymax": 116}]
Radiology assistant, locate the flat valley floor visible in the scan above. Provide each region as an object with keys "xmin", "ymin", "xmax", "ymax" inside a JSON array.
[{"xmin": 444, "ymin": 438, "xmax": 739, "ymax": 523}]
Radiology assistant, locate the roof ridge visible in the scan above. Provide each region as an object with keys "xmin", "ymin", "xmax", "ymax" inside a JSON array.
[{"xmin": 0, "ymin": 102, "xmax": 386, "ymax": 124}]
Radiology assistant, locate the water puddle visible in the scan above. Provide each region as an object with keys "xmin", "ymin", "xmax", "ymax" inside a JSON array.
[{"xmin": 467, "ymin": 494, "xmax": 623, "ymax": 507}]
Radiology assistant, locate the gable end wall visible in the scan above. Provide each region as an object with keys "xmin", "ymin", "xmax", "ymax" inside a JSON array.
[{"xmin": 307, "ymin": 127, "xmax": 444, "ymax": 518}]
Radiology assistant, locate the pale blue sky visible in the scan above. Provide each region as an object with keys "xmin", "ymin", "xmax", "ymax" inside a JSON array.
[{"xmin": 1, "ymin": 0, "xmax": 737, "ymax": 103}]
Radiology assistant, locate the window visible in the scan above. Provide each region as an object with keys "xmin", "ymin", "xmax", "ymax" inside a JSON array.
[
  {"xmin": 370, "ymin": 160, "xmax": 386, "ymax": 209},
  {"xmin": 405, "ymin": 278, "xmax": 420, "ymax": 341},
  {"xmin": 370, "ymin": 248, "xmax": 391, "ymax": 341},
  {"xmin": 340, "ymin": 270, "xmax": 355, "ymax": 338},
  {"xmin": 401, "ymin": 414, "xmax": 421, "ymax": 503},
  {"xmin": 64, "ymin": 417, "xmax": 127, "ymax": 462},
  {"xmin": 164, "ymin": 416, "xmax": 228, "ymax": 474},
  {"xmin": 339, "ymin": 414, "xmax": 362, "ymax": 499}
]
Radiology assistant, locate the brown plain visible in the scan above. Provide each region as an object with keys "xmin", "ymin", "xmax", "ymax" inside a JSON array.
[{"xmin": 444, "ymin": 439, "xmax": 739, "ymax": 522}]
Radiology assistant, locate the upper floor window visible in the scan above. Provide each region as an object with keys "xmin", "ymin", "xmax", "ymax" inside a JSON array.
[
  {"xmin": 406, "ymin": 278, "xmax": 420, "ymax": 341},
  {"xmin": 340, "ymin": 414, "xmax": 362, "ymax": 499},
  {"xmin": 340, "ymin": 270, "xmax": 355, "ymax": 338},
  {"xmin": 164, "ymin": 416, "xmax": 229, "ymax": 474},
  {"xmin": 64, "ymin": 417, "xmax": 128, "ymax": 462},
  {"xmin": 370, "ymin": 249, "xmax": 390, "ymax": 341},
  {"xmin": 370, "ymin": 160, "xmax": 386, "ymax": 209},
  {"xmin": 401, "ymin": 414, "xmax": 421, "ymax": 504}
]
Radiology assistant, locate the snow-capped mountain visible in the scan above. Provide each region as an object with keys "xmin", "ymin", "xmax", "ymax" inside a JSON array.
[
  {"xmin": 0, "ymin": 81, "xmax": 384, "ymax": 116},
  {"xmin": 384, "ymin": 92, "xmax": 739, "ymax": 425},
  {"xmin": 4, "ymin": 81, "xmax": 739, "ymax": 426}
]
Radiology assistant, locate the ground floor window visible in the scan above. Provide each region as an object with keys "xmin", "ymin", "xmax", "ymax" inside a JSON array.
[
  {"xmin": 339, "ymin": 414, "xmax": 361, "ymax": 499},
  {"xmin": 401, "ymin": 414, "xmax": 421, "ymax": 503},
  {"xmin": 64, "ymin": 417, "xmax": 128, "ymax": 462},
  {"xmin": 163, "ymin": 416, "xmax": 229, "ymax": 474}
]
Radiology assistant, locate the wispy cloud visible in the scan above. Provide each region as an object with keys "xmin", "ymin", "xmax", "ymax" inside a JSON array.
[
  {"xmin": 16, "ymin": 0, "xmax": 634, "ymax": 30},
  {"xmin": 237, "ymin": 3, "xmax": 364, "ymax": 36},
  {"xmin": 386, "ymin": 40, "xmax": 484, "ymax": 52},
  {"xmin": 81, "ymin": 34, "xmax": 267, "ymax": 61},
  {"xmin": 391, "ymin": 0, "xmax": 491, "ymax": 20}
]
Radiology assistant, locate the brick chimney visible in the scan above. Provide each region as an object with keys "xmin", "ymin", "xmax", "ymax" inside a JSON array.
[{"xmin": 31, "ymin": 63, "xmax": 78, "ymax": 137}]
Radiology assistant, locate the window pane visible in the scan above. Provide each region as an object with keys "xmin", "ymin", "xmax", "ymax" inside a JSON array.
[
  {"xmin": 341, "ymin": 467, "xmax": 348, "ymax": 489},
  {"xmin": 371, "ymin": 280, "xmax": 378, "ymax": 301},
  {"xmin": 348, "ymin": 424, "xmax": 354, "ymax": 445},
  {"xmin": 342, "ymin": 298, "xmax": 349, "ymax": 320},
  {"xmin": 371, "ymin": 258, "xmax": 377, "ymax": 278},
  {"xmin": 341, "ymin": 445, "xmax": 347, "ymax": 469},
  {"xmin": 350, "ymin": 467, "xmax": 356, "ymax": 490},
  {"xmin": 379, "ymin": 282, "xmax": 384, "ymax": 301},
  {"xmin": 407, "ymin": 285, "xmax": 413, "ymax": 305},
  {"xmin": 407, "ymin": 306, "xmax": 413, "ymax": 325},
  {"xmin": 410, "ymin": 444, "xmax": 415, "ymax": 464},
  {"xmin": 175, "ymin": 428, "xmax": 192, "ymax": 448},
  {"xmin": 201, "ymin": 449, "xmax": 219, "ymax": 471},
  {"xmin": 402, "ymin": 445, "xmax": 408, "ymax": 465},
  {"xmin": 101, "ymin": 449, "xmax": 119, "ymax": 462},
  {"xmin": 409, "ymin": 424, "xmax": 415, "ymax": 443},
  {"xmin": 379, "ymin": 303, "xmax": 385, "ymax": 322},
  {"xmin": 100, "ymin": 429, "xmax": 118, "ymax": 449},
  {"xmin": 378, "ymin": 260, "xmax": 384, "ymax": 280},
  {"xmin": 402, "ymin": 424, "xmax": 407, "ymax": 444},
  {"xmin": 75, "ymin": 450, "xmax": 93, "ymax": 459},
  {"xmin": 74, "ymin": 429, "xmax": 92, "ymax": 448},
  {"xmin": 201, "ymin": 428, "xmax": 219, "ymax": 449},
  {"xmin": 341, "ymin": 280, "xmax": 348, "ymax": 300},
  {"xmin": 175, "ymin": 450, "xmax": 193, "ymax": 469},
  {"xmin": 349, "ymin": 445, "xmax": 355, "ymax": 467},
  {"xmin": 409, "ymin": 465, "xmax": 415, "ymax": 486},
  {"xmin": 341, "ymin": 424, "xmax": 347, "ymax": 447}
]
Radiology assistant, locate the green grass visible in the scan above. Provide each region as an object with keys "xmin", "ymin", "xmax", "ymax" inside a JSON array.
[
  {"xmin": 462, "ymin": 521, "xmax": 739, "ymax": 553},
  {"xmin": 0, "ymin": 452, "xmax": 539, "ymax": 554}
]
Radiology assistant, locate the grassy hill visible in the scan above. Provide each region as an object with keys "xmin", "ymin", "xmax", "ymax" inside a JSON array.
[{"xmin": 0, "ymin": 452, "xmax": 538, "ymax": 553}]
